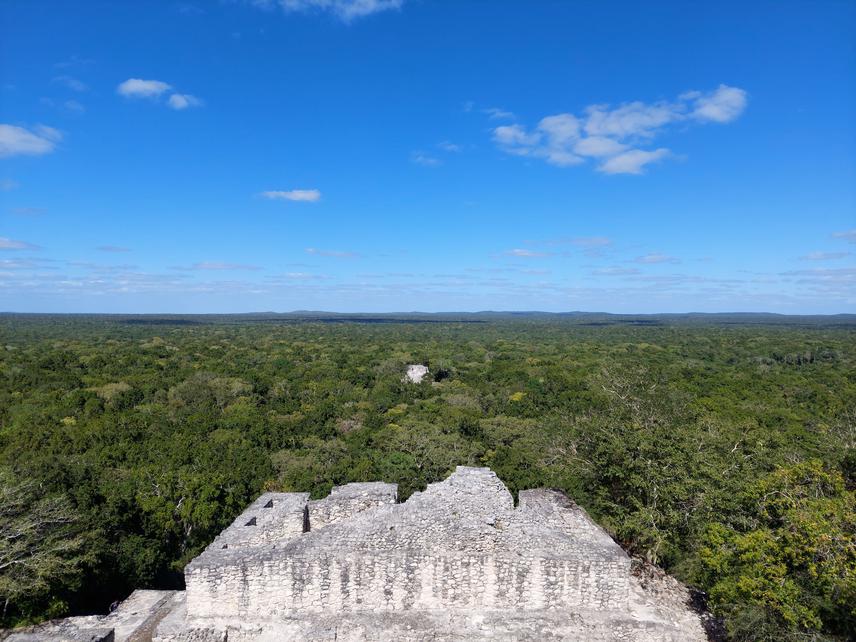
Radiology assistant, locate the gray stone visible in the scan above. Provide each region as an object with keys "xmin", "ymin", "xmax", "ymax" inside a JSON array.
[
  {"xmin": 4, "ymin": 467, "xmax": 709, "ymax": 641},
  {"xmin": 167, "ymin": 467, "xmax": 707, "ymax": 640}
]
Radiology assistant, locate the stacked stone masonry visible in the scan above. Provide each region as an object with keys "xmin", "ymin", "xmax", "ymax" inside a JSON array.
[{"xmin": 3, "ymin": 467, "xmax": 709, "ymax": 641}]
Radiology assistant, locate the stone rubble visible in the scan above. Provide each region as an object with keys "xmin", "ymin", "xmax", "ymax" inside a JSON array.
[{"xmin": 404, "ymin": 364, "xmax": 429, "ymax": 383}]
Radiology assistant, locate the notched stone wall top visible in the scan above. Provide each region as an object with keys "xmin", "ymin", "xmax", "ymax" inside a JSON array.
[
  {"xmin": 203, "ymin": 492, "xmax": 310, "ymax": 553},
  {"xmin": 164, "ymin": 467, "xmax": 708, "ymax": 640}
]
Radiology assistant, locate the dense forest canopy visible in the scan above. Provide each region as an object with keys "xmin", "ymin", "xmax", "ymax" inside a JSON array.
[{"xmin": 0, "ymin": 314, "xmax": 853, "ymax": 640}]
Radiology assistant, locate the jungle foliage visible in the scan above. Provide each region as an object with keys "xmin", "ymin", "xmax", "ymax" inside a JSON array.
[{"xmin": 0, "ymin": 314, "xmax": 853, "ymax": 639}]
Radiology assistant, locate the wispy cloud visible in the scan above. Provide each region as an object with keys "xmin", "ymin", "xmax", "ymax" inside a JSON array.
[
  {"xmin": 0, "ymin": 124, "xmax": 62, "ymax": 158},
  {"xmin": 599, "ymin": 148, "xmax": 670, "ymax": 175},
  {"xmin": 189, "ymin": 261, "xmax": 261, "ymax": 271},
  {"xmin": 96, "ymin": 245, "xmax": 131, "ymax": 253},
  {"xmin": 800, "ymin": 251, "xmax": 850, "ymax": 261},
  {"xmin": 492, "ymin": 84, "xmax": 747, "ymax": 174},
  {"xmin": 528, "ymin": 236, "xmax": 613, "ymax": 257},
  {"xmin": 410, "ymin": 151, "xmax": 440, "ymax": 166},
  {"xmin": 680, "ymin": 85, "xmax": 748, "ymax": 123},
  {"xmin": 564, "ymin": 236, "xmax": 614, "ymax": 257},
  {"xmin": 266, "ymin": 271, "xmax": 329, "ymax": 282},
  {"xmin": 52, "ymin": 75, "xmax": 87, "ymax": 92},
  {"xmin": 168, "ymin": 93, "xmax": 203, "ymax": 110},
  {"xmin": 483, "ymin": 107, "xmax": 515, "ymax": 120},
  {"xmin": 117, "ymin": 78, "xmax": 172, "ymax": 98},
  {"xmin": 305, "ymin": 247, "xmax": 358, "ymax": 258},
  {"xmin": 781, "ymin": 267, "xmax": 856, "ymax": 293},
  {"xmin": 437, "ymin": 141, "xmax": 462, "ymax": 152},
  {"xmin": 250, "ymin": 0, "xmax": 403, "ymax": 22},
  {"xmin": 505, "ymin": 248, "xmax": 550, "ymax": 258},
  {"xmin": 54, "ymin": 56, "xmax": 94, "ymax": 70},
  {"xmin": 592, "ymin": 267, "xmax": 640, "ymax": 276},
  {"xmin": 261, "ymin": 189, "xmax": 321, "ymax": 202},
  {"xmin": 0, "ymin": 258, "xmax": 51, "ymax": 270},
  {"xmin": 64, "ymin": 100, "xmax": 85, "ymax": 114},
  {"xmin": 0, "ymin": 178, "xmax": 18, "ymax": 191},
  {"xmin": 634, "ymin": 253, "xmax": 680, "ymax": 264},
  {"xmin": 117, "ymin": 78, "xmax": 202, "ymax": 109},
  {"xmin": 568, "ymin": 236, "xmax": 612, "ymax": 248},
  {"xmin": 9, "ymin": 207, "xmax": 47, "ymax": 217},
  {"xmin": 176, "ymin": 3, "xmax": 206, "ymax": 16},
  {"xmin": 67, "ymin": 261, "xmax": 137, "ymax": 272},
  {"xmin": 832, "ymin": 229, "xmax": 856, "ymax": 244},
  {"xmin": 0, "ymin": 237, "xmax": 39, "ymax": 250}
]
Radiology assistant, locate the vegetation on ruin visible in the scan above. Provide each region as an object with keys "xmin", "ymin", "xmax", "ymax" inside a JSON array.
[{"xmin": 0, "ymin": 313, "xmax": 853, "ymax": 640}]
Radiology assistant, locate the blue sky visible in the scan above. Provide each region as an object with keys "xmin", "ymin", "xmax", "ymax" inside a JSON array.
[{"xmin": 1, "ymin": 0, "xmax": 854, "ymax": 313}]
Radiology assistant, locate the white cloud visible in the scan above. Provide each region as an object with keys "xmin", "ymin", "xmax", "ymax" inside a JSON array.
[
  {"xmin": 493, "ymin": 124, "xmax": 540, "ymax": 150},
  {"xmin": 118, "ymin": 79, "xmax": 204, "ymax": 110},
  {"xmin": 574, "ymin": 136, "xmax": 626, "ymax": 158},
  {"xmin": 800, "ymin": 251, "xmax": 850, "ymax": 261},
  {"xmin": 0, "ymin": 124, "xmax": 62, "ymax": 158},
  {"xmin": 688, "ymin": 84, "xmax": 748, "ymax": 123},
  {"xmin": 168, "ymin": 93, "xmax": 203, "ymax": 110},
  {"xmin": 256, "ymin": 0, "xmax": 403, "ymax": 22},
  {"xmin": 483, "ymin": 107, "xmax": 515, "ymax": 120},
  {"xmin": 598, "ymin": 148, "xmax": 670, "ymax": 174},
  {"xmin": 492, "ymin": 85, "xmax": 747, "ymax": 174},
  {"xmin": 261, "ymin": 189, "xmax": 321, "ymax": 202},
  {"xmin": 0, "ymin": 237, "xmax": 38, "ymax": 250},
  {"xmin": 117, "ymin": 78, "xmax": 172, "ymax": 98},
  {"xmin": 0, "ymin": 178, "xmax": 19, "ymax": 191},
  {"xmin": 584, "ymin": 101, "xmax": 676, "ymax": 139},
  {"xmin": 437, "ymin": 141, "xmax": 462, "ymax": 152},
  {"xmin": 533, "ymin": 114, "xmax": 585, "ymax": 166},
  {"xmin": 52, "ymin": 75, "xmax": 87, "ymax": 92},
  {"xmin": 410, "ymin": 151, "xmax": 440, "ymax": 166},
  {"xmin": 832, "ymin": 229, "xmax": 856, "ymax": 244}
]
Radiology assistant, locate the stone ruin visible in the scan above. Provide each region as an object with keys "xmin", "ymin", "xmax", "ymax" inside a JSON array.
[
  {"xmin": 404, "ymin": 364, "xmax": 429, "ymax": 384},
  {"xmin": 3, "ymin": 467, "xmax": 708, "ymax": 641}
]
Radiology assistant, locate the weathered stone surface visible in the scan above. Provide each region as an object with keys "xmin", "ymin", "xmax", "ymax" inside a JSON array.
[
  {"xmin": 3, "ymin": 618, "xmax": 115, "ymax": 642},
  {"xmin": 204, "ymin": 492, "xmax": 309, "ymax": 552},
  {"xmin": 2, "ymin": 590, "xmax": 179, "ymax": 642},
  {"xmin": 4, "ymin": 467, "xmax": 709, "ymax": 641},
  {"xmin": 308, "ymin": 482, "xmax": 397, "ymax": 530},
  {"xmin": 404, "ymin": 364, "xmax": 429, "ymax": 383},
  {"xmin": 166, "ymin": 467, "xmax": 707, "ymax": 640}
]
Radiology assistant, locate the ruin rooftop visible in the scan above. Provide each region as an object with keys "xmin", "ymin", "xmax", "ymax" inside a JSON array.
[{"xmin": 6, "ymin": 467, "xmax": 709, "ymax": 641}]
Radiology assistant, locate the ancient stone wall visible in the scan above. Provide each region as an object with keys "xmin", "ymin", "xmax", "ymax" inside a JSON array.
[
  {"xmin": 185, "ymin": 468, "xmax": 630, "ymax": 621},
  {"xmin": 186, "ymin": 551, "xmax": 629, "ymax": 619},
  {"xmin": 307, "ymin": 482, "xmax": 397, "ymax": 530},
  {"xmin": 206, "ymin": 493, "xmax": 309, "ymax": 552}
]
